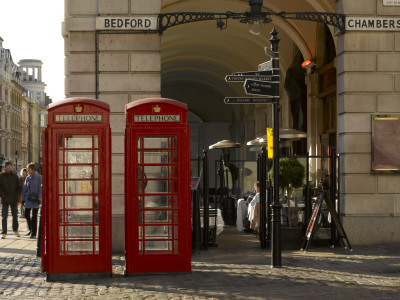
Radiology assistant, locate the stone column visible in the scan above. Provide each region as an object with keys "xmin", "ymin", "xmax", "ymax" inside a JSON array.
[{"xmin": 306, "ymin": 72, "xmax": 322, "ymax": 183}]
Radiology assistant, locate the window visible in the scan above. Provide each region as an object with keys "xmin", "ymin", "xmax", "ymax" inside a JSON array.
[
  {"xmin": 40, "ymin": 114, "xmax": 46, "ymax": 127},
  {"xmin": 137, "ymin": 134, "xmax": 179, "ymax": 255},
  {"xmin": 58, "ymin": 134, "xmax": 100, "ymax": 255}
]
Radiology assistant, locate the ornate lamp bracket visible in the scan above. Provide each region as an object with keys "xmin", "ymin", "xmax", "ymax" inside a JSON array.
[{"xmin": 158, "ymin": 11, "xmax": 345, "ymax": 34}]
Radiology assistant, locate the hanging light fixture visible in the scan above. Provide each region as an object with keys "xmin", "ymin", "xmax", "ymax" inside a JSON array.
[{"xmin": 241, "ymin": 0, "xmax": 272, "ymax": 35}]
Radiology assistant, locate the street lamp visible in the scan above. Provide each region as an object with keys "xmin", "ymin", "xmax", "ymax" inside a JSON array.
[
  {"xmin": 14, "ymin": 150, "xmax": 18, "ymax": 172},
  {"xmin": 209, "ymin": 140, "xmax": 241, "ymax": 226},
  {"xmin": 158, "ymin": 2, "xmax": 345, "ymax": 34}
]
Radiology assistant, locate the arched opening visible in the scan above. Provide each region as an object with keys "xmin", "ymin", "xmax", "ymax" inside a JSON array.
[{"xmin": 159, "ymin": 0, "xmax": 339, "ymax": 251}]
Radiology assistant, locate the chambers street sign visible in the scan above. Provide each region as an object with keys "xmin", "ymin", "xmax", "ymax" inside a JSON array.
[
  {"xmin": 96, "ymin": 16, "xmax": 158, "ymax": 30},
  {"xmin": 346, "ymin": 16, "xmax": 400, "ymax": 31}
]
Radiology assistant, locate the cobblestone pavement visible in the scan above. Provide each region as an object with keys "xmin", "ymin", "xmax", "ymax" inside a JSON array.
[{"xmin": 1, "ymin": 215, "xmax": 400, "ymax": 299}]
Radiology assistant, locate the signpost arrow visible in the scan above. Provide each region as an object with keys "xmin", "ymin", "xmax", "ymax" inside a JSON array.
[
  {"xmin": 224, "ymin": 97, "xmax": 276, "ymax": 104},
  {"xmin": 232, "ymin": 70, "xmax": 272, "ymax": 76},
  {"xmin": 225, "ymin": 75, "xmax": 273, "ymax": 82},
  {"xmin": 265, "ymin": 47, "xmax": 277, "ymax": 58},
  {"xmin": 244, "ymin": 79, "xmax": 277, "ymax": 96},
  {"xmin": 259, "ymin": 60, "xmax": 272, "ymax": 71}
]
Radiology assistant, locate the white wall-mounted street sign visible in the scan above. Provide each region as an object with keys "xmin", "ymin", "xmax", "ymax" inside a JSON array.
[
  {"xmin": 383, "ymin": 0, "xmax": 400, "ymax": 6},
  {"xmin": 346, "ymin": 16, "xmax": 400, "ymax": 31},
  {"xmin": 96, "ymin": 16, "xmax": 158, "ymax": 30}
]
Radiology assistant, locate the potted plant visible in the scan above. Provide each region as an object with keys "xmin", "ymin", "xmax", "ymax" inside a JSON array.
[{"xmin": 269, "ymin": 157, "xmax": 305, "ymax": 227}]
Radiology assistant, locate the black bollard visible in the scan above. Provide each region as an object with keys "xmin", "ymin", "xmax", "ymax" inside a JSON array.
[
  {"xmin": 192, "ymin": 190, "xmax": 201, "ymax": 253},
  {"xmin": 36, "ymin": 207, "xmax": 42, "ymax": 257}
]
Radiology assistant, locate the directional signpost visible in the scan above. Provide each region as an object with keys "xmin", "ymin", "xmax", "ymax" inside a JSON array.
[
  {"xmin": 223, "ymin": 28, "xmax": 282, "ymax": 268},
  {"xmin": 244, "ymin": 79, "xmax": 277, "ymax": 96},
  {"xmin": 258, "ymin": 60, "xmax": 272, "ymax": 71},
  {"xmin": 232, "ymin": 70, "xmax": 272, "ymax": 76},
  {"xmin": 225, "ymin": 74, "xmax": 273, "ymax": 82},
  {"xmin": 224, "ymin": 97, "xmax": 275, "ymax": 104},
  {"xmin": 264, "ymin": 47, "xmax": 277, "ymax": 58}
]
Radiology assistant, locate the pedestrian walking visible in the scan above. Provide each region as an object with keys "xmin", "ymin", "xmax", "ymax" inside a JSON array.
[
  {"xmin": 22, "ymin": 163, "xmax": 42, "ymax": 239},
  {"xmin": 0, "ymin": 161, "xmax": 22, "ymax": 239},
  {"xmin": 19, "ymin": 168, "xmax": 27, "ymax": 218}
]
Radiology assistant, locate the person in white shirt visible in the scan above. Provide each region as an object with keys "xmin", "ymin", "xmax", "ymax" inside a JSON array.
[
  {"xmin": 248, "ymin": 184, "xmax": 268, "ymax": 230},
  {"xmin": 236, "ymin": 182, "xmax": 259, "ymax": 231}
]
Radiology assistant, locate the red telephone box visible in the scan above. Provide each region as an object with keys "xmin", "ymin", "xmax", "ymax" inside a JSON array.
[
  {"xmin": 42, "ymin": 98, "xmax": 112, "ymax": 280},
  {"xmin": 125, "ymin": 98, "xmax": 191, "ymax": 274}
]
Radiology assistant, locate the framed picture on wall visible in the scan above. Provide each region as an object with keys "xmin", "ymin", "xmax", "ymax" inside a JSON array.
[{"xmin": 372, "ymin": 114, "xmax": 400, "ymax": 173}]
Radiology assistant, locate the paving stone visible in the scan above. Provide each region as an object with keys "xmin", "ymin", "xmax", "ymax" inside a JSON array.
[{"xmin": 2, "ymin": 217, "xmax": 400, "ymax": 299}]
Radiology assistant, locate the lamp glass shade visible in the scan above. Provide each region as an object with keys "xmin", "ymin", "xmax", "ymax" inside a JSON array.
[
  {"xmin": 209, "ymin": 139, "xmax": 241, "ymax": 149},
  {"xmin": 301, "ymin": 60, "xmax": 315, "ymax": 68}
]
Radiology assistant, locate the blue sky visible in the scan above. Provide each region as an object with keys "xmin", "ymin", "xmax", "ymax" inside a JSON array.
[{"xmin": 0, "ymin": 0, "xmax": 65, "ymax": 102}]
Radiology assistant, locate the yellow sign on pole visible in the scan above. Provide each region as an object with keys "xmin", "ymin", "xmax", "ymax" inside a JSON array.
[
  {"xmin": 267, "ymin": 128, "xmax": 274, "ymax": 159},
  {"xmin": 267, "ymin": 128, "xmax": 273, "ymax": 159}
]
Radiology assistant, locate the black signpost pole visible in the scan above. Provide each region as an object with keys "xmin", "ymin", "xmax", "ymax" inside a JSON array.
[
  {"xmin": 270, "ymin": 27, "xmax": 282, "ymax": 268},
  {"xmin": 260, "ymin": 147, "xmax": 267, "ymax": 249},
  {"xmin": 203, "ymin": 150, "xmax": 209, "ymax": 250},
  {"xmin": 304, "ymin": 152, "xmax": 312, "ymax": 229}
]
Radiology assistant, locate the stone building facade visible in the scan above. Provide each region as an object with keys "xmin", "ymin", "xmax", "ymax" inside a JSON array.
[
  {"xmin": 63, "ymin": 0, "xmax": 400, "ymax": 251},
  {"xmin": 0, "ymin": 38, "xmax": 49, "ymax": 169},
  {"xmin": 0, "ymin": 37, "xmax": 22, "ymax": 166}
]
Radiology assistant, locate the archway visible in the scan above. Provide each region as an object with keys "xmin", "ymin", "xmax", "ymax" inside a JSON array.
[{"xmin": 159, "ymin": 0, "xmax": 339, "ymax": 250}]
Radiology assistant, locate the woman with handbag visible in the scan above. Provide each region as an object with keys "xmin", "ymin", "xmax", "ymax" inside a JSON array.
[
  {"xmin": 22, "ymin": 163, "xmax": 42, "ymax": 238},
  {"xmin": 19, "ymin": 168, "xmax": 28, "ymax": 218}
]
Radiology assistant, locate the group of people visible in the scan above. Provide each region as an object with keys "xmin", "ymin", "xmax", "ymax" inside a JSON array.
[{"xmin": 1, "ymin": 162, "xmax": 42, "ymax": 239}]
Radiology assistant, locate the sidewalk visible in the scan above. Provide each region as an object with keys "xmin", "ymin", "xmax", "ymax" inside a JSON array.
[{"xmin": 1, "ymin": 214, "xmax": 400, "ymax": 299}]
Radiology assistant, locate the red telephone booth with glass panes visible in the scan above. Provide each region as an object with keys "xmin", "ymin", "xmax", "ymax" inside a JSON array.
[
  {"xmin": 125, "ymin": 98, "xmax": 191, "ymax": 274},
  {"xmin": 42, "ymin": 98, "xmax": 111, "ymax": 280}
]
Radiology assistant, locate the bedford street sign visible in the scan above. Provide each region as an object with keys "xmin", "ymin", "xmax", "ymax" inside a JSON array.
[{"xmin": 96, "ymin": 16, "xmax": 158, "ymax": 30}]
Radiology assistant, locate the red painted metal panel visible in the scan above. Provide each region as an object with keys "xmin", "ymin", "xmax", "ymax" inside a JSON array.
[
  {"xmin": 43, "ymin": 98, "xmax": 111, "ymax": 275},
  {"xmin": 125, "ymin": 98, "xmax": 191, "ymax": 274}
]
